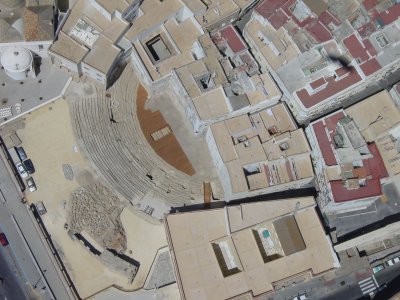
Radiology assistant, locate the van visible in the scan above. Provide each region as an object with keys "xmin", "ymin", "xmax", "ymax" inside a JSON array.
[{"xmin": 8, "ymin": 147, "xmax": 21, "ymax": 165}]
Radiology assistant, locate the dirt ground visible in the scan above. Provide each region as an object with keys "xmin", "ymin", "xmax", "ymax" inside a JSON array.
[
  {"xmin": 120, "ymin": 207, "xmax": 168, "ymax": 289},
  {"xmin": 14, "ymin": 98, "xmax": 169, "ymax": 298}
]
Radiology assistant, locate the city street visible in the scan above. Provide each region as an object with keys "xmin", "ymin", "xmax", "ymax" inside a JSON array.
[
  {"xmin": 0, "ymin": 153, "xmax": 71, "ymax": 300},
  {"xmin": 263, "ymin": 262, "xmax": 400, "ymax": 300},
  {"xmin": 0, "ymin": 238, "xmax": 29, "ymax": 300}
]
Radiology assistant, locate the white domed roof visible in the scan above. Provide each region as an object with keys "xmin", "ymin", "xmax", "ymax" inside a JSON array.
[{"xmin": 0, "ymin": 47, "xmax": 32, "ymax": 73}]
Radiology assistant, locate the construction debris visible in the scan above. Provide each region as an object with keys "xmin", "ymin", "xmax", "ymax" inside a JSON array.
[{"xmin": 68, "ymin": 183, "xmax": 127, "ymax": 253}]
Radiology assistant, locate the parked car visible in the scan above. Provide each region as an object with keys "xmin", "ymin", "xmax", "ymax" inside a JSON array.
[
  {"xmin": 23, "ymin": 159, "xmax": 35, "ymax": 174},
  {"xmin": 293, "ymin": 294, "xmax": 307, "ymax": 300},
  {"xmin": 26, "ymin": 177, "xmax": 37, "ymax": 192},
  {"xmin": 373, "ymin": 264, "xmax": 385, "ymax": 273},
  {"xmin": 0, "ymin": 232, "xmax": 9, "ymax": 246},
  {"xmin": 387, "ymin": 256, "xmax": 400, "ymax": 266},
  {"xmin": 16, "ymin": 146, "xmax": 27, "ymax": 161},
  {"xmin": 377, "ymin": 283, "xmax": 388, "ymax": 292},
  {"xmin": 16, "ymin": 163, "xmax": 28, "ymax": 179}
]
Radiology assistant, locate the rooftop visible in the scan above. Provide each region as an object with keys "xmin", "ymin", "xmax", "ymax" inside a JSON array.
[
  {"xmin": 210, "ymin": 103, "xmax": 313, "ymax": 196},
  {"xmin": 166, "ymin": 197, "xmax": 336, "ymax": 299},
  {"xmin": 61, "ymin": 0, "xmax": 129, "ymax": 44},
  {"xmin": 181, "ymin": 0, "xmax": 241, "ymax": 30},
  {"xmin": 82, "ymin": 36, "xmax": 121, "ymax": 74},
  {"xmin": 49, "ymin": 0, "xmax": 129, "ymax": 75},
  {"xmin": 0, "ymin": 2, "xmax": 54, "ymax": 43},
  {"xmin": 128, "ymin": 1, "xmax": 203, "ymax": 81},
  {"xmin": 244, "ymin": 0, "xmax": 400, "ymax": 112},
  {"xmin": 49, "ymin": 31, "xmax": 88, "ymax": 64},
  {"xmin": 308, "ymin": 90, "xmax": 400, "ymax": 203},
  {"xmin": 175, "ymin": 26, "xmax": 280, "ymax": 124}
]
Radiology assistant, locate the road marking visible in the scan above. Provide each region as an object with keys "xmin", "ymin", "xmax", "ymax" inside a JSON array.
[
  {"xmin": 372, "ymin": 274, "xmax": 379, "ymax": 287},
  {"xmin": 358, "ymin": 276, "xmax": 378, "ymax": 295},
  {"xmin": 358, "ymin": 277, "xmax": 372, "ymax": 284}
]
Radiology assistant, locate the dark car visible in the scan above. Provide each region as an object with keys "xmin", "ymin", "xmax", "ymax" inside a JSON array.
[
  {"xmin": 0, "ymin": 232, "xmax": 9, "ymax": 246},
  {"xmin": 16, "ymin": 146, "xmax": 27, "ymax": 161},
  {"xmin": 23, "ymin": 159, "xmax": 35, "ymax": 174}
]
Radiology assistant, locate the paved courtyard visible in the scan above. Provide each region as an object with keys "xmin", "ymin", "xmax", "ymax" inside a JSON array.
[{"xmin": 0, "ymin": 57, "xmax": 70, "ymax": 124}]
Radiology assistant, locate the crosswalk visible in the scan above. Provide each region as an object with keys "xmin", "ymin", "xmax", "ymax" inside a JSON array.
[{"xmin": 358, "ymin": 275, "xmax": 379, "ymax": 295}]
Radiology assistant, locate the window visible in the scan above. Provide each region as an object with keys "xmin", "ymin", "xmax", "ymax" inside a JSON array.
[{"xmin": 38, "ymin": 45, "xmax": 43, "ymax": 50}]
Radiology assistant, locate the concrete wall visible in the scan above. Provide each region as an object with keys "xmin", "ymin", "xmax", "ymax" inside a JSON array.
[
  {"xmin": 81, "ymin": 62, "xmax": 106, "ymax": 84},
  {"xmin": 48, "ymin": 51, "xmax": 81, "ymax": 75},
  {"xmin": 0, "ymin": 41, "xmax": 52, "ymax": 58},
  {"xmin": 205, "ymin": 127, "xmax": 232, "ymax": 199}
]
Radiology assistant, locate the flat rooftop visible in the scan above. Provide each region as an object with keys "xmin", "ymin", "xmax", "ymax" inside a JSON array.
[
  {"xmin": 210, "ymin": 103, "xmax": 313, "ymax": 194},
  {"xmin": 129, "ymin": 4, "xmax": 203, "ymax": 81},
  {"xmin": 180, "ymin": 0, "xmax": 241, "ymax": 29},
  {"xmin": 62, "ymin": 0, "xmax": 129, "ymax": 44},
  {"xmin": 124, "ymin": 0, "xmax": 184, "ymax": 42},
  {"xmin": 308, "ymin": 91, "xmax": 400, "ymax": 203},
  {"xmin": 50, "ymin": 0, "xmax": 129, "ymax": 74},
  {"xmin": 166, "ymin": 197, "xmax": 336, "ymax": 299},
  {"xmin": 345, "ymin": 90, "xmax": 400, "ymax": 176}
]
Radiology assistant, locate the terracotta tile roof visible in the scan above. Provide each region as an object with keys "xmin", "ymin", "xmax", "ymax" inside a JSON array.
[{"xmin": 360, "ymin": 58, "xmax": 381, "ymax": 76}]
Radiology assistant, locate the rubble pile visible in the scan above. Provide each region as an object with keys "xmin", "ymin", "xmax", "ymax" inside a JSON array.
[{"xmin": 68, "ymin": 183, "xmax": 127, "ymax": 252}]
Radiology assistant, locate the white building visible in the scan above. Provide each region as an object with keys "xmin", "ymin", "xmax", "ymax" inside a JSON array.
[{"xmin": 0, "ymin": 46, "xmax": 34, "ymax": 80}]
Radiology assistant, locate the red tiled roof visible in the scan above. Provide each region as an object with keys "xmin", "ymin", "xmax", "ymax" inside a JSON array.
[
  {"xmin": 343, "ymin": 34, "xmax": 370, "ymax": 62},
  {"xmin": 360, "ymin": 58, "xmax": 381, "ymax": 76},
  {"xmin": 357, "ymin": 22, "xmax": 377, "ymax": 39},
  {"xmin": 269, "ymin": 9, "xmax": 289, "ymax": 30},
  {"xmin": 331, "ymin": 178, "xmax": 382, "ymax": 202},
  {"xmin": 312, "ymin": 121, "xmax": 337, "ymax": 165},
  {"xmin": 219, "ymin": 25, "xmax": 247, "ymax": 53},
  {"xmin": 296, "ymin": 69, "xmax": 362, "ymax": 108},
  {"xmin": 363, "ymin": 0, "xmax": 379, "ymax": 11},
  {"xmin": 373, "ymin": 3, "xmax": 400, "ymax": 26},
  {"xmin": 335, "ymin": 66, "xmax": 351, "ymax": 77},
  {"xmin": 364, "ymin": 143, "xmax": 389, "ymax": 179},
  {"xmin": 325, "ymin": 111, "xmax": 345, "ymax": 133},
  {"xmin": 306, "ymin": 20, "xmax": 332, "ymax": 42},
  {"xmin": 363, "ymin": 39, "xmax": 377, "ymax": 57},
  {"xmin": 331, "ymin": 143, "xmax": 387, "ymax": 202},
  {"xmin": 310, "ymin": 77, "xmax": 326, "ymax": 89},
  {"xmin": 256, "ymin": 0, "xmax": 340, "ymax": 42},
  {"xmin": 256, "ymin": 0, "xmax": 290, "ymax": 19},
  {"xmin": 318, "ymin": 11, "xmax": 341, "ymax": 28}
]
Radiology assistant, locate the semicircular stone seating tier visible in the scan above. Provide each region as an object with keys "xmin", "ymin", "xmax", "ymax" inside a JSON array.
[{"xmin": 70, "ymin": 65, "xmax": 205, "ymax": 210}]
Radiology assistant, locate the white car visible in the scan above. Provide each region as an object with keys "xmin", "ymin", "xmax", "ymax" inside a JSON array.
[
  {"xmin": 26, "ymin": 177, "xmax": 37, "ymax": 192},
  {"xmin": 293, "ymin": 294, "xmax": 307, "ymax": 300},
  {"xmin": 16, "ymin": 163, "xmax": 28, "ymax": 179},
  {"xmin": 387, "ymin": 256, "xmax": 400, "ymax": 266}
]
